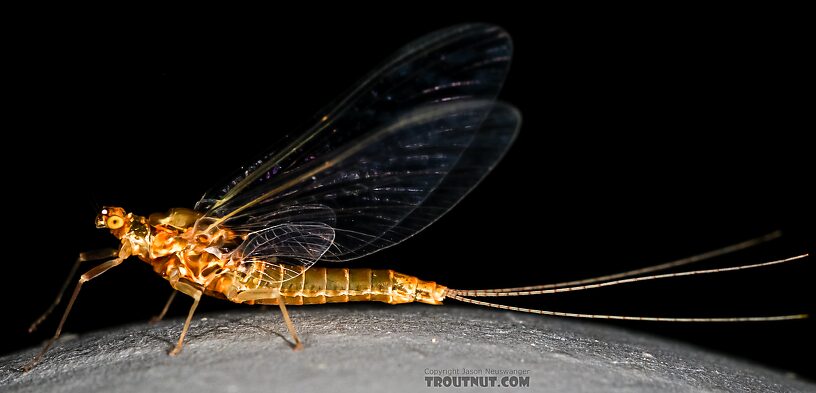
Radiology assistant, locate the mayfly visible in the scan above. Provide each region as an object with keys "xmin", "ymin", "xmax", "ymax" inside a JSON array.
[{"xmin": 24, "ymin": 24, "xmax": 808, "ymax": 371}]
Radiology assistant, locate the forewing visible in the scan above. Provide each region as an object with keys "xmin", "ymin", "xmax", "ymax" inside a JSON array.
[
  {"xmin": 207, "ymin": 100, "xmax": 520, "ymax": 261},
  {"xmin": 195, "ymin": 23, "xmax": 512, "ymax": 213}
]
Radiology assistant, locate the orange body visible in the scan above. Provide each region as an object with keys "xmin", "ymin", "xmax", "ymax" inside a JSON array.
[{"xmin": 110, "ymin": 207, "xmax": 446, "ymax": 306}]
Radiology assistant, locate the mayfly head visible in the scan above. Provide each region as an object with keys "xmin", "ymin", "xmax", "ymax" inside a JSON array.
[{"xmin": 95, "ymin": 206, "xmax": 131, "ymax": 238}]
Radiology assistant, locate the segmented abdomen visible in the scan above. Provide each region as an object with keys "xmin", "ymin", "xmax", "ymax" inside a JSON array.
[{"xmin": 223, "ymin": 264, "xmax": 447, "ymax": 306}]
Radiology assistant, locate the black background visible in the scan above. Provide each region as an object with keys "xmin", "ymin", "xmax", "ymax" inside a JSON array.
[{"xmin": 5, "ymin": 6, "xmax": 814, "ymax": 381}]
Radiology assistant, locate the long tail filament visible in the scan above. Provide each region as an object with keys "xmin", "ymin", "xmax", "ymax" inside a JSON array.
[
  {"xmin": 446, "ymin": 293, "xmax": 807, "ymax": 322},
  {"xmin": 456, "ymin": 231, "xmax": 782, "ymax": 294},
  {"xmin": 446, "ymin": 232, "xmax": 808, "ymax": 322}
]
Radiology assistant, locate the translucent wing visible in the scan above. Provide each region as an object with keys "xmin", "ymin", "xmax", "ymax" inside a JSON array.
[
  {"xmin": 230, "ymin": 223, "xmax": 335, "ymax": 283},
  {"xmin": 195, "ymin": 23, "xmax": 512, "ymax": 212},
  {"xmin": 195, "ymin": 24, "xmax": 519, "ymax": 263},
  {"xmin": 203, "ymin": 100, "xmax": 520, "ymax": 261}
]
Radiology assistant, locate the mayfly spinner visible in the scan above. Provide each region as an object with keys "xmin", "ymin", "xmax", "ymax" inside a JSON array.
[{"xmin": 24, "ymin": 24, "xmax": 807, "ymax": 371}]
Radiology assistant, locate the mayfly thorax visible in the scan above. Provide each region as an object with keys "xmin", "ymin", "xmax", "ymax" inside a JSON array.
[{"xmin": 22, "ymin": 24, "xmax": 808, "ymax": 372}]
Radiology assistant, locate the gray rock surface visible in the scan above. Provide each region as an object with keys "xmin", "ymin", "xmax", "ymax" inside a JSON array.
[{"xmin": 1, "ymin": 305, "xmax": 812, "ymax": 392}]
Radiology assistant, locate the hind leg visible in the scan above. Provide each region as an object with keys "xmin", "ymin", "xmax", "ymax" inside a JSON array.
[{"xmin": 227, "ymin": 288, "xmax": 303, "ymax": 350}]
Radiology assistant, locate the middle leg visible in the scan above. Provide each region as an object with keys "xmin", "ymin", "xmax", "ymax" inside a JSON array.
[
  {"xmin": 150, "ymin": 291, "xmax": 177, "ymax": 323},
  {"xmin": 168, "ymin": 281, "xmax": 202, "ymax": 356}
]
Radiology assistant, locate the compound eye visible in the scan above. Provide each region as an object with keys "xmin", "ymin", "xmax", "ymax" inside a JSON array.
[{"xmin": 107, "ymin": 216, "xmax": 124, "ymax": 229}]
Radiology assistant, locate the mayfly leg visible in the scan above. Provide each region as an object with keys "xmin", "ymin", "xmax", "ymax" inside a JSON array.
[
  {"xmin": 23, "ymin": 255, "xmax": 126, "ymax": 372},
  {"xmin": 150, "ymin": 291, "xmax": 177, "ymax": 323},
  {"xmin": 165, "ymin": 283, "xmax": 304, "ymax": 355},
  {"xmin": 276, "ymin": 294, "xmax": 304, "ymax": 351},
  {"xmin": 28, "ymin": 248, "xmax": 119, "ymax": 333},
  {"xmin": 166, "ymin": 281, "xmax": 202, "ymax": 356},
  {"xmin": 230, "ymin": 288, "xmax": 304, "ymax": 350}
]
